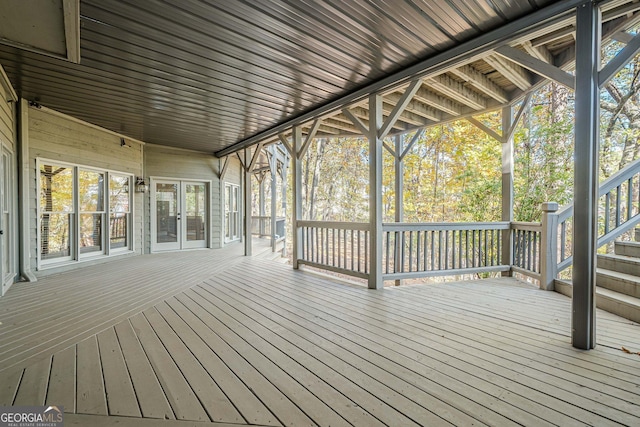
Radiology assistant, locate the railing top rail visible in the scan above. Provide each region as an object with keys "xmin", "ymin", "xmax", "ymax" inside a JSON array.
[
  {"xmin": 382, "ymin": 221, "xmax": 510, "ymax": 231},
  {"xmin": 557, "ymin": 157, "xmax": 640, "ymax": 221},
  {"xmin": 297, "ymin": 220, "xmax": 371, "ymax": 231},
  {"xmin": 511, "ymin": 221, "xmax": 542, "ymax": 231}
]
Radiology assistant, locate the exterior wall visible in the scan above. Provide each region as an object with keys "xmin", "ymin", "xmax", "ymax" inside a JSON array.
[
  {"xmin": 0, "ymin": 69, "xmax": 18, "ymax": 290},
  {"xmin": 143, "ymin": 144, "xmax": 223, "ymax": 251},
  {"xmin": 27, "ymin": 106, "xmax": 144, "ymax": 276}
]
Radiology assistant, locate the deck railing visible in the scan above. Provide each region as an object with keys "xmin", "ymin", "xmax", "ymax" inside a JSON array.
[
  {"xmin": 298, "ymin": 220, "xmax": 370, "ymax": 279},
  {"xmin": 381, "ymin": 222, "xmax": 511, "ymax": 280},
  {"xmin": 510, "ymin": 221, "xmax": 542, "ymax": 280},
  {"xmin": 555, "ymin": 158, "xmax": 640, "ymax": 274},
  {"xmin": 293, "ymin": 160, "xmax": 640, "ymax": 287},
  {"xmin": 252, "ymin": 216, "xmax": 286, "ymax": 241}
]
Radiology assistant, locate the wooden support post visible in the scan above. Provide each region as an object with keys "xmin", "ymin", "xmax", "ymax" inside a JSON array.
[
  {"xmin": 368, "ymin": 95, "xmax": 384, "ymax": 289},
  {"xmin": 259, "ymin": 175, "xmax": 265, "ymax": 237},
  {"xmin": 270, "ymin": 152, "xmax": 277, "ymax": 252},
  {"xmin": 501, "ymin": 105, "xmax": 514, "ymax": 275},
  {"xmin": 243, "ymin": 148, "xmax": 252, "ymax": 256},
  {"xmin": 539, "ymin": 202, "xmax": 559, "ymax": 291},
  {"xmin": 394, "ymin": 134, "xmax": 404, "ymax": 286},
  {"xmin": 18, "ymin": 100, "xmax": 36, "ymax": 282},
  {"xmin": 572, "ymin": 2, "xmax": 600, "ymax": 350},
  {"xmin": 292, "ymin": 127, "xmax": 303, "ymax": 269}
]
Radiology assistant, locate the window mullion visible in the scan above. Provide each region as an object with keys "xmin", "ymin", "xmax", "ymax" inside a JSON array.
[{"xmin": 73, "ymin": 166, "xmax": 80, "ymax": 261}]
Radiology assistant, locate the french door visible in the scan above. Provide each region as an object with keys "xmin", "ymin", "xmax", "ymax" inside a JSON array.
[
  {"xmin": 152, "ymin": 180, "xmax": 208, "ymax": 251},
  {"xmin": 1, "ymin": 147, "xmax": 14, "ymax": 295}
]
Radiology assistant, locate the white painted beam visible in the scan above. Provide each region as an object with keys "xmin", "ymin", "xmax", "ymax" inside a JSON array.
[
  {"xmin": 425, "ymin": 74, "xmax": 487, "ymax": 110},
  {"xmin": 468, "ymin": 117, "xmax": 503, "ymax": 143},
  {"xmin": 448, "ymin": 65, "xmax": 508, "ymax": 104},
  {"xmin": 599, "ymin": 31, "xmax": 640, "ymax": 88},
  {"xmin": 378, "ymin": 79, "xmax": 422, "ymax": 139},
  {"xmin": 484, "ymin": 54, "xmax": 532, "ymax": 91},
  {"xmin": 495, "ymin": 45, "xmax": 575, "ymax": 90}
]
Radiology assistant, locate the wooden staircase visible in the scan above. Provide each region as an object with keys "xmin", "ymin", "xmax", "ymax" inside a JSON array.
[{"xmin": 555, "ymin": 240, "xmax": 640, "ymax": 323}]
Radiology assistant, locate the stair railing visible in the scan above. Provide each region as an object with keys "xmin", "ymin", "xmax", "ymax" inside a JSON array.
[{"xmin": 550, "ymin": 158, "xmax": 640, "ymax": 285}]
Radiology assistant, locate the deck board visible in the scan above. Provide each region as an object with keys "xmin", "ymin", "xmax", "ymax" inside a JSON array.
[
  {"xmin": 0, "ymin": 251, "xmax": 638, "ymax": 426},
  {"xmin": 96, "ymin": 328, "xmax": 141, "ymax": 417},
  {"xmin": 113, "ymin": 320, "xmax": 175, "ymax": 420},
  {"xmin": 46, "ymin": 345, "xmax": 76, "ymax": 412}
]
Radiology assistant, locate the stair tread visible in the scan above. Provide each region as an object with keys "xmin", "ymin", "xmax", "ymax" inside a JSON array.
[
  {"xmin": 554, "ymin": 279, "xmax": 640, "ymax": 305},
  {"xmin": 615, "ymin": 241, "xmax": 640, "ymax": 248},
  {"xmin": 597, "ymin": 268, "xmax": 640, "ymax": 283},
  {"xmin": 596, "ymin": 287, "xmax": 640, "ymax": 306},
  {"xmin": 598, "ymin": 253, "xmax": 640, "ymax": 264}
]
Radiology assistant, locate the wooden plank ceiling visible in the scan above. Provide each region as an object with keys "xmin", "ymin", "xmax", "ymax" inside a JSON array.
[{"xmin": 0, "ymin": 0, "xmax": 638, "ymax": 154}]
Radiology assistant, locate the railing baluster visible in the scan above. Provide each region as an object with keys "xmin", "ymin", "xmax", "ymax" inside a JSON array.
[
  {"xmin": 357, "ymin": 230, "xmax": 361, "ymax": 273},
  {"xmin": 483, "ymin": 229, "xmax": 488, "ymax": 267},
  {"xmin": 430, "ymin": 230, "xmax": 435, "ymax": 271},
  {"xmin": 628, "ymin": 177, "xmax": 634, "ymax": 221},
  {"xmin": 616, "ymin": 185, "xmax": 622, "ymax": 227},
  {"xmin": 424, "ymin": 231, "xmax": 429, "ymax": 271},
  {"xmin": 605, "ymin": 193, "xmax": 611, "ymax": 234},
  {"xmin": 444, "ymin": 230, "xmax": 449, "ymax": 270},
  {"xmin": 400, "ymin": 231, "xmax": 405, "ymax": 273},
  {"xmin": 416, "ymin": 230, "xmax": 422, "ymax": 271},
  {"xmin": 465, "ymin": 230, "xmax": 470, "ymax": 269},
  {"xmin": 458, "ymin": 230, "xmax": 463, "ymax": 268},
  {"xmin": 409, "ymin": 231, "xmax": 414, "ymax": 272},
  {"xmin": 365, "ymin": 230, "xmax": 369, "ymax": 274},
  {"xmin": 385, "ymin": 231, "xmax": 390, "ymax": 274},
  {"xmin": 452, "ymin": 230, "xmax": 457, "ymax": 269},
  {"xmin": 533, "ymin": 230, "xmax": 538, "ymax": 273},
  {"xmin": 351, "ymin": 230, "xmax": 354, "ymax": 271}
]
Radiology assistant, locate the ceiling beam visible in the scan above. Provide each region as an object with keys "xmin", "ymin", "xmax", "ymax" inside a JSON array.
[
  {"xmin": 383, "ymin": 94, "xmax": 441, "ymax": 123},
  {"xmin": 215, "ymin": 0, "xmax": 587, "ymax": 157},
  {"xmin": 483, "ymin": 54, "xmax": 533, "ymax": 91},
  {"xmin": 521, "ymin": 41, "xmax": 554, "ymax": 64},
  {"xmin": 599, "ymin": 31, "xmax": 640, "ymax": 88},
  {"xmin": 425, "ymin": 74, "xmax": 487, "ymax": 110},
  {"xmin": 411, "ymin": 85, "xmax": 467, "ymax": 116},
  {"xmin": 495, "ymin": 45, "xmax": 575, "ymax": 90},
  {"xmin": 447, "ymin": 64, "xmax": 508, "ymax": 104},
  {"xmin": 378, "ymin": 79, "xmax": 423, "ymax": 139}
]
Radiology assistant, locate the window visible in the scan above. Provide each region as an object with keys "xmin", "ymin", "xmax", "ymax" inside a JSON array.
[
  {"xmin": 109, "ymin": 174, "xmax": 131, "ymax": 251},
  {"xmin": 38, "ymin": 160, "xmax": 133, "ymax": 267},
  {"xmin": 225, "ymin": 183, "xmax": 240, "ymax": 242}
]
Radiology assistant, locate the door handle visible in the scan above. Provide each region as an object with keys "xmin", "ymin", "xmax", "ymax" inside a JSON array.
[{"xmin": 0, "ymin": 230, "xmax": 3, "ymax": 235}]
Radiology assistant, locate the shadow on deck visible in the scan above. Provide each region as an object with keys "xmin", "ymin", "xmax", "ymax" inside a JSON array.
[{"xmin": 0, "ymin": 247, "xmax": 638, "ymax": 426}]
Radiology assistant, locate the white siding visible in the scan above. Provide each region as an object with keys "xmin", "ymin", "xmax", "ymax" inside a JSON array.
[
  {"xmin": 0, "ymin": 85, "xmax": 14, "ymax": 151},
  {"xmin": 0, "ymin": 69, "xmax": 17, "ymax": 289},
  {"xmin": 28, "ymin": 107, "xmax": 144, "ymax": 276},
  {"xmin": 144, "ymin": 144, "xmax": 225, "ymax": 250}
]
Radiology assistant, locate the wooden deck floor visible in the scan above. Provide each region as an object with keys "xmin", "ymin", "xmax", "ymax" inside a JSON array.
[{"xmin": 0, "ymin": 249, "xmax": 639, "ymax": 426}]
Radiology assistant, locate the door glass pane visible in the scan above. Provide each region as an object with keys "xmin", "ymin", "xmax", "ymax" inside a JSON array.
[
  {"xmin": 109, "ymin": 175, "xmax": 130, "ymax": 250},
  {"xmin": 80, "ymin": 213, "xmax": 103, "ymax": 254},
  {"xmin": 156, "ymin": 183, "xmax": 178, "ymax": 243},
  {"xmin": 185, "ymin": 183, "xmax": 206, "ymax": 241},
  {"xmin": 2, "ymin": 154, "xmax": 8, "ymax": 275},
  {"xmin": 40, "ymin": 213, "xmax": 72, "ymax": 260}
]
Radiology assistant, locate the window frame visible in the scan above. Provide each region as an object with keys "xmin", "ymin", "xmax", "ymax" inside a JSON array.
[
  {"xmin": 224, "ymin": 182, "xmax": 240, "ymax": 243},
  {"xmin": 36, "ymin": 158, "xmax": 134, "ymax": 269}
]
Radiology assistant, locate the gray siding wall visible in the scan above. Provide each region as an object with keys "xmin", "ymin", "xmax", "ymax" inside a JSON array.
[
  {"xmin": 28, "ymin": 107, "xmax": 144, "ymax": 276},
  {"xmin": 0, "ymin": 84, "xmax": 14, "ymax": 152},
  {"xmin": 0, "ymin": 73, "xmax": 17, "ymax": 288},
  {"xmin": 144, "ymin": 144, "xmax": 223, "ymax": 251}
]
